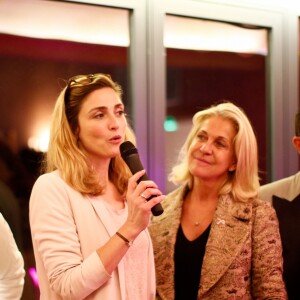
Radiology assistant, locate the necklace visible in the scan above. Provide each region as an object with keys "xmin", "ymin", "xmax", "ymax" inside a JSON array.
[
  {"xmin": 184, "ymin": 191, "xmax": 217, "ymax": 228},
  {"xmin": 194, "ymin": 221, "xmax": 201, "ymax": 227},
  {"xmin": 193, "ymin": 208, "xmax": 215, "ymax": 227}
]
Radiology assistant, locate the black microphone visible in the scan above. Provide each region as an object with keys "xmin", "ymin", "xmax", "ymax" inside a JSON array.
[{"xmin": 120, "ymin": 141, "xmax": 164, "ymax": 216}]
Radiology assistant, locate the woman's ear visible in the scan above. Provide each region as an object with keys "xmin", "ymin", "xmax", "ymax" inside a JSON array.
[{"xmin": 292, "ymin": 136, "xmax": 300, "ymax": 154}]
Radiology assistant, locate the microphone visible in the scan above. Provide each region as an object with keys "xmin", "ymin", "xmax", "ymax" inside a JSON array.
[{"xmin": 120, "ymin": 141, "xmax": 164, "ymax": 216}]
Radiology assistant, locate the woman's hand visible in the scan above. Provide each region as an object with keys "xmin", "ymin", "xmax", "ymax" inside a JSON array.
[
  {"xmin": 96, "ymin": 170, "xmax": 164, "ymax": 275},
  {"xmin": 121, "ymin": 170, "xmax": 164, "ymax": 240}
]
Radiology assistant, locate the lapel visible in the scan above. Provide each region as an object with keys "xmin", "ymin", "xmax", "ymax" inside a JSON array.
[
  {"xmin": 88, "ymin": 196, "xmax": 126, "ymax": 236},
  {"xmin": 200, "ymin": 195, "xmax": 252, "ymax": 295},
  {"xmin": 88, "ymin": 196, "xmax": 127, "ymax": 299},
  {"xmin": 151, "ymin": 187, "xmax": 186, "ymax": 300}
]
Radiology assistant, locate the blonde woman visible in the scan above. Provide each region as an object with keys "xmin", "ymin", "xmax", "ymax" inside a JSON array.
[
  {"xmin": 30, "ymin": 73, "xmax": 164, "ymax": 300},
  {"xmin": 149, "ymin": 102, "xmax": 287, "ymax": 299}
]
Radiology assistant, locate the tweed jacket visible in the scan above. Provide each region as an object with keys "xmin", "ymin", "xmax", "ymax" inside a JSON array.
[{"xmin": 149, "ymin": 185, "xmax": 287, "ymax": 300}]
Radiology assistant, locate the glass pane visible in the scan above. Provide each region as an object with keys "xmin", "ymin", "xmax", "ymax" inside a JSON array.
[
  {"xmin": 0, "ymin": 0, "xmax": 129, "ymax": 154},
  {"xmin": 165, "ymin": 15, "xmax": 269, "ymax": 192}
]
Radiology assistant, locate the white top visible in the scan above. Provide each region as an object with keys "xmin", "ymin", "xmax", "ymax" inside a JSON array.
[
  {"xmin": 0, "ymin": 213, "xmax": 25, "ymax": 300},
  {"xmin": 259, "ymin": 171, "xmax": 300, "ymax": 203},
  {"xmin": 102, "ymin": 201, "xmax": 152, "ymax": 299}
]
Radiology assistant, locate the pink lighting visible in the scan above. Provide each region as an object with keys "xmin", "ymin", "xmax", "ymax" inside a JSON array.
[{"xmin": 28, "ymin": 267, "xmax": 39, "ymax": 287}]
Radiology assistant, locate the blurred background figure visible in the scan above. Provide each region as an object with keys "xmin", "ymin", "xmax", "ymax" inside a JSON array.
[
  {"xmin": 0, "ymin": 139, "xmax": 41, "ymax": 299},
  {"xmin": 0, "ymin": 140, "xmax": 36, "ymax": 251},
  {"xmin": 0, "ymin": 158, "xmax": 23, "ymax": 250},
  {"xmin": 0, "ymin": 212, "xmax": 25, "ymax": 299},
  {"xmin": 259, "ymin": 111, "xmax": 300, "ymax": 300}
]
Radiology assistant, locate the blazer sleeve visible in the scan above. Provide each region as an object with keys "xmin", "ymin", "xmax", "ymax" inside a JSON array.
[
  {"xmin": 30, "ymin": 174, "xmax": 111, "ymax": 300},
  {"xmin": 251, "ymin": 200, "xmax": 287, "ymax": 299}
]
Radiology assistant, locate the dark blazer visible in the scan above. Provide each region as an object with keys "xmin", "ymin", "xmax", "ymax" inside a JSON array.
[
  {"xmin": 259, "ymin": 171, "xmax": 300, "ymax": 300},
  {"xmin": 149, "ymin": 186, "xmax": 287, "ymax": 300}
]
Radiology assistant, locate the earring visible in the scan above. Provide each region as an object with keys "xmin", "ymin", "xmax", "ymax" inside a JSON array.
[{"xmin": 229, "ymin": 165, "xmax": 236, "ymax": 172}]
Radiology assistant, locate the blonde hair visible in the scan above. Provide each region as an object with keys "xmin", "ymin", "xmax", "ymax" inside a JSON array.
[
  {"xmin": 169, "ymin": 101, "xmax": 260, "ymax": 202},
  {"xmin": 44, "ymin": 73, "xmax": 136, "ymax": 196}
]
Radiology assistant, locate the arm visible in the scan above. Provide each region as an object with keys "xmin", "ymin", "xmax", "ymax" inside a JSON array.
[
  {"xmin": 0, "ymin": 213, "xmax": 25, "ymax": 300},
  {"xmin": 30, "ymin": 174, "xmax": 112, "ymax": 300},
  {"xmin": 251, "ymin": 200, "xmax": 287, "ymax": 299}
]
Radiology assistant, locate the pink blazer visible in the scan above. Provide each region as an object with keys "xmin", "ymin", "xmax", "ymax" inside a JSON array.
[{"xmin": 30, "ymin": 171, "xmax": 155, "ymax": 300}]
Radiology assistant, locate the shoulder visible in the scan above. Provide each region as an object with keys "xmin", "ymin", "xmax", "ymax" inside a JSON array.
[
  {"xmin": 149, "ymin": 185, "xmax": 186, "ymax": 234},
  {"xmin": 0, "ymin": 213, "xmax": 24, "ymax": 273},
  {"xmin": 260, "ymin": 177, "xmax": 290, "ymax": 193},
  {"xmin": 259, "ymin": 171, "xmax": 300, "ymax": 202},
  {"xmin": 252, "ymin": 197, "xmax": 273, "ymax": 209},
  {"xmin": 252, "ymin": 197, "xmax": 275, "ymax": 217},
  {"xmin": 217, "ymin": 195, "xmax": 274, "ymax": 223},
  {"xmin": 259, "ymin": 180, "xmax": 284, "ymax": 204},
  {"xmin": 250, "ymin": 198, "xmax": 279, "ymax": 235},
  {"xmin": 30, "ymin": 171, "xmax": 83, "ymax": 213},
  {"xmin": 0, "ymin": 213, "xmax": 19, "ymax": 249},
  {"xmin": 165, "ymin": 186, "xmax": 185, "ymax": 207},
  {"xmin": 154, "ymin": 185, "xmax": 186, "ymax": 220},
  {"xmin": 224, "ymin": 197, "xmax": 276, "ymax": 224},
  {"xmin": 31, "ymin": 170, "xmax": 73, "ymax": 196},
  {"xmin": 252, "ymin": 198, "xmax": 275, "ymax": 214},
  {"xmin": 33, "ymin": 170, "xmax": 64, "ymax": 186},
  {"xmin": 0, "ymin": 213, "xmax": 13, "ymax": 241}
]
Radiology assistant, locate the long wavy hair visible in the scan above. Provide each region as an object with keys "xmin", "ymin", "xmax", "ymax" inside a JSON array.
[
  {"xmin": 43, "ymin": 73, "xmax": 136, "ymax": 196},
  {"xmin": 169, "ymin": 101, "xmax": 260, "ymax": 202}
]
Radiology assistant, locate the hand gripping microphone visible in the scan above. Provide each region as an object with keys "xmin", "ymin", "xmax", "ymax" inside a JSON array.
[{"xmin": 120, "ymin": 141, "xmax": 164, "ymax": 216}]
